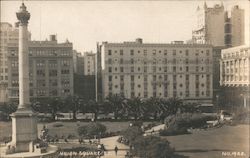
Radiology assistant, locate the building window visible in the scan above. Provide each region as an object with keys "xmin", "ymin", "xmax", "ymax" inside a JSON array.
[
  {"xmin": 164, "ymin": 50, "xmax": 167, "ymax": 55},
  {"xmin": 131, "ymin": 67, "xmax": 134, "ymax": 73},
  {"xmin": 120, "ymin": 75, "xmax": 124, "ymax": 82},
  {"xmin": 120, "ymin": 67, "xmax": 124, "ymax": 72},
  {"xmin": 130, "ymin": 50, "xmax": 134, "ymax": 55},
  {"xmin": 108, "ymin": 67, "xmax": 112, "ymax": 72},
  {"xmin": 108, "ymin": 58, "xmax": 112, "ymax": 64},
  {"xmin": 108, "ymin": 50, "xmax": 112, "ymax": 55},
  {"xmin": 173, "ymin": 50, "xmax": 176, "ymax": 56},
  {"xmin": 173, "ymin": 66, "xmax": 176, "ymax": 72},
  {"xmin": 120, "ymin": 58, "xmax": 123, "ymax": 64},
  {"xmin": 131, "ymin": 75, "xmax": 134, "ymax": 81},
  {"xmin": 185, "ymin": 50, "xmax": 189, "ymax": 56},
  {"xmin": 206, "ymin": 50, "xmax": 210, "ymax": 56},
  {"xmin": 120, "ymin": 50, "xmax": 123, "ymax": 55}
]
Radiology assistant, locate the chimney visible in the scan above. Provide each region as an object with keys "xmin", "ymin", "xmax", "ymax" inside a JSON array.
[
  {"xmin": 49, "ymin": 35, "xmax": 57, "ymax": 41},
  {"xmin": 136, "ymin": 38, "xmax": 143, "ymax": 44}
]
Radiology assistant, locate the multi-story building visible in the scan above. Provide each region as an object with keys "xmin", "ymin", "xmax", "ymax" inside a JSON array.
[
  {"xmin": 192, "ymin": 3, "xmax": 245, "ymax": 47},
  {"xmin": 73, "ymin": 50, "xmax": 84, "ymax": 75},
  {"xmin": 73, "ymin": 51, "xmax": 96, "ymax": 101},
  {"xmin": 98, "ymin": 38, "xmax": 213, "ymax": 103},
  {"xmin": 7, "ymin": 35, "xmax": 74, "ymax": 101},
  {"xmin": 230, "ymin": 5, "xmax": 245, "ymax": 47},
  {"xmin": 83, "ymin": 52, "xmax": 96, "ymax": 76},
  {"xmin": 220, "ymin": 45, "xmax": 249, "ymax": 107},
  {"xmin": 192, "ymin": 3, "xmax": 225, "ymax": 46},
  {"xmin": 0, "ymin": 22, "xmax": 30, "ymax": 103}
]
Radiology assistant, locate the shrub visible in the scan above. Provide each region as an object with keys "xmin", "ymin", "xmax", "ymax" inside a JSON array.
[
  {"xmin": 133, "ymin": 136, "xmax": 175, "ymax": 158},
  {"xmin": 161, "ymin": 113, "xmax": 216, "ymax": 136},
  {"xmin": 120, "ymin": 126, "xmax": 142, "ymax": 145},
  {"xmin": 78, "ymin": 122, "xmax": 106, "ymax": 138}
]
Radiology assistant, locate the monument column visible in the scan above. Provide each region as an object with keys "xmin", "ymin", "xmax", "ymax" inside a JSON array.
[
  {"xmin": 17, "ymin": 3, "xmax": 30, "ymax": 109},
  {"xmin": 10, "ymin": 3, "xmax": 38, "ymax": 153}
]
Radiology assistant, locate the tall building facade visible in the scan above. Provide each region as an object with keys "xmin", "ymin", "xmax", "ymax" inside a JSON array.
[
  {"xmin": 192, "ymin": 3, "xmax": 245, "ymax": 47},
  {"xmin": 230, "ymin": 5, "xmax": 245, "ymax": 47},
  {"xmin": 73, "ymin": 50, "xmax": 84, "ymax": 75},
  {"xmin": 0, "ymin": 22, "xmax": 31, "ymax": 103},
  {"xmin": 220, "ymin": 45, "xmax": 249, "ymax": 107},
  {"xmin": 98, "ymin": 39, "xmax": 213, "ymax": 103},
  {"xmin": 83, "ymin": 52, "xmax": 96, "ymax": 76},
  {"xmin": 7, "ymin": 35, "xmax": 74, "ymax": 101}
]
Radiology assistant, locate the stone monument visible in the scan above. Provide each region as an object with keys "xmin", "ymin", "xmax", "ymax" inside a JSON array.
[
  {"xmin": 0, "ymin": 3, "xmax": 58, "ymax": 157},
  {"xmin": 11, "ymin": 2, "xmax": 38, "ymax": 152}
]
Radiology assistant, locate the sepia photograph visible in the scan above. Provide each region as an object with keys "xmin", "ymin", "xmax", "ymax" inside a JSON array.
[{"xmin": 0, "ymin": 0, "xmax": 249, "ymax": 157}]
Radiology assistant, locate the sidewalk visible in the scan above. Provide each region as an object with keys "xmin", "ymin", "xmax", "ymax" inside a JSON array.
[{"xmin": 100, "ymin": 136, "xmax": 129, "ymax": 158}]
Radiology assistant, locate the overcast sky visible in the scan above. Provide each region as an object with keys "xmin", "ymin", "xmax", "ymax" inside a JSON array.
[{"xmin": 1, "ymin": 0, "xmax": 249, "ymax": 53}]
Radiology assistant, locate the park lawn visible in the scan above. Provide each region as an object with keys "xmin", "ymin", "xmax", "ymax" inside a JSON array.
[
  {"xmin": 163, "ymin": 125, "xmax": 250, "ymax": 158},
  {"xmin": 0, "ymin": 121, "xmax": 155, "ymax": 141}
]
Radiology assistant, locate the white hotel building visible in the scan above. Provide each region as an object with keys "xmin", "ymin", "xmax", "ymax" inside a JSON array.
[{"xmin": 98, "ymin": 39, "xmax": 213, "ymax": 103}]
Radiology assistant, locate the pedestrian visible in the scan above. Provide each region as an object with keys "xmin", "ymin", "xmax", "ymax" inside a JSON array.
[{"xmin": 114, "ymin": 145, "xmax": 118, "ymax": 155}]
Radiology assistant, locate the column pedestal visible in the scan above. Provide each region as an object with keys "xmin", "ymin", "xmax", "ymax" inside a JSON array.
[{"xmin": 10, "ymin": 108, "xmax": 38, "ymax": 153}]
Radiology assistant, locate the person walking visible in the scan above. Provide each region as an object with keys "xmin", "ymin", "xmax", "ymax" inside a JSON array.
[{"xmin": 114, "ymin": 145, "xmax": 119, "ymax": 156}]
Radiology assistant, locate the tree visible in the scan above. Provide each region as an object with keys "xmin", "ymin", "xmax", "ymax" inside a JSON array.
[
  {"xmin": 43, "ymin": 97, "xmax": 62, "ymax": 121},
  {"xmin": 64, "ymin": 95, "xmax": 83, "ymax": 120},
  {"xmin": 106, "ymin": 94, "xmax": 125, "ymax": 120},
  {"xmin": 159, "ymin": 98, "xmax": 182, "ymax": 120},
  {"xmin": 87, "ymin": 100, "xmax": 99, "ymax": 120},
  {"xmin": 127, "ymin": 97, "xmax": 144, "ymax": 120},
  {"xmin": 143, "ymin": 97, "xmax": 163, "ymax": 120},
  {"xmin": 133, "ymin": 136, "xmax": 174, "ymax": 158},
  {"xmin": 121, "ymin": 126, "xmax": 143, "ymax": 145},
  {"xmin": 0, "ymin": 102, "xmax": 18, "ymax": 120}
]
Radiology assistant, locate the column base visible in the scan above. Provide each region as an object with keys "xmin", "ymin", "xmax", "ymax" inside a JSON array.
[{"xmin": 10, "ymin": 108, "xmax": 38, "ymax": 153}]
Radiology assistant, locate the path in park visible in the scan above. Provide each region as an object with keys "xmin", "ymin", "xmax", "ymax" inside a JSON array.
[
  {"xmin": 144, "ymin": 124, "xmax": 165, "ymax": 135},
  {"xmin": 100, "ymin": 136, "xmax": 129, "ymax": 158}
]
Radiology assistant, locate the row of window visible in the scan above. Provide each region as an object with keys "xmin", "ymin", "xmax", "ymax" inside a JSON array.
[
  {"xmin": 11, "ymin": 80, "xmax": 71, "ymax": 87},
  {"xmin": 108, "ymin": 90, "xmax": 211, "ymax": 98},
  {"xmin": 108, "ymin": 49, "xmax": 210, "ymax": 56},
  {"xmin": 10, "ymin": 89, "xmax": 71, "ymax": 97},
  {"xmin": 108, "ymin": 66, "xmax": 210, "ymax": 73},
  {"xmin": 108, "ymin": 74, "xmax": 210, "ymax": 81},
  {"xmin": 107, "ymin": 58, "xmax": 211, "ymax": 65}
]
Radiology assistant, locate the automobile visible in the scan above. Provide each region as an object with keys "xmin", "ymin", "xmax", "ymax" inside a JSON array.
[{"xmin": 220, "ymin": 111, "xmax": 233, "ymax": 121}]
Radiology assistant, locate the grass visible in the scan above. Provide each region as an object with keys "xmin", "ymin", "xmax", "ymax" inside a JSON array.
[
  {"xmin": 0, "ymin": 121, "xmax": 155, "ymax": 141},
  {"xmin": 162, "ymin": 125, "xmax": 250, "ymax": 158}
]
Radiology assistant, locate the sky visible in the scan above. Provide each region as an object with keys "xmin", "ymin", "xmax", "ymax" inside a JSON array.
[{"xmin": 1, "ymin": 0, "xmax": 249, "ymax": 53}]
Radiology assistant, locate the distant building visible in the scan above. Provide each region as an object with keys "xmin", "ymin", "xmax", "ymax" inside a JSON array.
[
  {"xmin": 230, "ymin": 5, "xmax": 245, "ymax": 47},
  {"xmin": 192, "ymin": 3, "xmax": 245, "ymax": 47},
  {"xmin": 73, "ymin": 52, "xmax": 96, "ymax": 100},
  {"xmin": 220, "ymin": 45, "xmax": 249, "ymax": 107},
  {"xmin": 98, "ymin": 38, "xmax": 213, "ymax": 103},
  {"xmin": 0, "ymin": 22, "xmax": 30, "ymax": 103},
  {"xmin": 83, "ymin": 52, "xmax": 96, "ymax": 76},
  {"xmin": 73, "ymin": 50, "xmax": 84, "ymax": 75},
  {"xmin": 7, "ymin": 35, "xmax": 74, "ymax": 101}
]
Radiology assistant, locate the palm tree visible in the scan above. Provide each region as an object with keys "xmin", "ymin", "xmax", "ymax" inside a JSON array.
[
  {"xmin": 144, "ymin": 97, "xmax": 162, "ymax": 120},
  {"xmin": 127, "ymin": 97, "xmax": 144, "ymax": 120},
  {"xmin": 158, "ymin": 98, "xmax": 182, "ymax": 120},
  {"xmin": 106, "ymin": 94, "xmax": 125, "ymax": 120}
]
